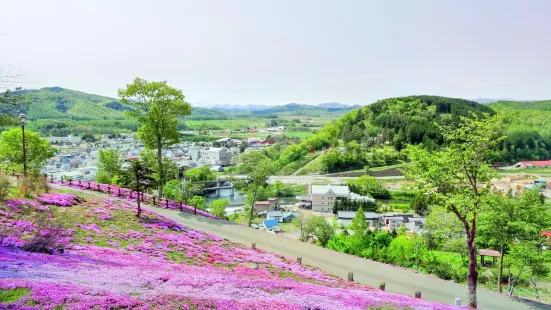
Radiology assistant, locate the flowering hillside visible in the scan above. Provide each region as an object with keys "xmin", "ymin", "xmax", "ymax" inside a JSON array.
[{"xmin": 0, "ymin": 192, "xmax": 461, "ymax": 309}]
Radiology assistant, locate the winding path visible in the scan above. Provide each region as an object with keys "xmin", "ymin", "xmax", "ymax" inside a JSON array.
[
  {"xmin": 54, "ymin": 184, "xmax": 546, "ymax": 310},
  {"xmin": 142, "ymin": 206, "xmax": 544, "ymax": 310}
]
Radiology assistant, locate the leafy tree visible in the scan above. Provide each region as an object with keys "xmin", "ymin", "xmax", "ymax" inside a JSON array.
[
  {"xmin": 118, "ymin": 78, "xmax": 191, "ymax": 197},
  {"xmin": 140, "ymin": 149, "xmax": 179, "ymax": 189},
  {"xmin": 424, "ymin": 205, "xmax": 464, "ymax": 245},
  {"xmin": 246, "ymin": 157, "xmax": 273, "ymax": 226},
  {"xmin": 407, "ymin": 113, "xmax": 504, "ymax": 309},
  {"xmin": 505, "ymin": 241, "xmax": 550, "ymax": 297},
  {"xmin": 209, "ymin": 199, "xmax": 229, "ymax": 218},
  {"xmin": 293, "ymin": 212, "xmax": 308, "ymax": 242},
  {"xmin": 163, "ymin": 179, "xmax": 183, "ymax": 202},
  {"xmin": 442, "ymin": 237, "xmax": 468, "ymax": 265},
  {"xmin": 347, "ymin": 175, "xmax": 390, "ymax": 199},
  {"xmin": 363, "ymin": 230, "xmax": 393, "ymax": 261},
  {"xmin": 0, "ymin": 128, "xmax": 55, "ymax": 174},
  {"xmin": 410, "ymin": 193, "xmax": 430, "ymax": 216},
  {"xmin": 349, "ymin": 207, "xmax": 368, "ymax": 238},
  {"xmin": 81, "ymin": 133, "xmax": 96, "ymax": 142},
  {"xmin": 184, "ymin": 166, "xmax": 215, "ymax": 182},
  {"xmin": 305, "ymin": 216, "xmax": 335, "ymax": 247},
  {"xmin": 189, "ymin": 195, "xmax": 206, "ymax": 213},
  {"xmin": 119, "ymin": 159, "xmax": 154, "ymax": 218},
  {"xmin": 478, "ymin": 190, "xmax": 551, "ymax": 293},
  {"xmin": 96, "ymin": 149, "xmax": 122, "ymax": 184}
]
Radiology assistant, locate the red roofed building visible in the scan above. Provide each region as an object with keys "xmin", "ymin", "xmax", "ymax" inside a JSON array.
[{"xmin": 514, "ymin": 160, "xmax": 551, "ymax": 168}]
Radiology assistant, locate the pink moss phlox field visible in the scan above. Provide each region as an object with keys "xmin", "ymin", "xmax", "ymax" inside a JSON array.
[
  {"xmin": 53, "ymin": 180, "xmax": 218, "ymax": 219},
  {"xmin": 1, "ymin": 195, "xmax": 463, "ymax": 309}
]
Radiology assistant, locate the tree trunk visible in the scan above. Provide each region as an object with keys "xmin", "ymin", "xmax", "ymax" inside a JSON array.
[
  {"xmin": 530, "ymin": 276, "xmax": 540, "ymax": 302},
  {"xmin": 157, "ymin": 137, "xmax": 164, "ymax": 197},
  {"xmin": 498, "ymin": 244, "xmax": 504, "ymax": 293},
  {"xmin": 248, "ymin": 187, "xmax": 258, "ymax": 227},
  {"xmin": 466, "ymin": 234, "xmax": 478, "ymax": 309}
]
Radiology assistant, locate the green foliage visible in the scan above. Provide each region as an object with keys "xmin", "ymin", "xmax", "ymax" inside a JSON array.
[
  {"xmin": 292, "ymin": 212, "xmax": 309, "ymax": 242},
  {"xmin": 184, "ymin": 166, "xmax": 215, "ymax": 182},
  {"xmin": 505, "ymin": 241, "xmax": 551, "ymax": 296},
  {"xmin": 305, "ymin": 216, "xmax": 335, "ymax": 247},
  {"xmin": 189, "ymin": 196, "xmax": 206, "ymax": 211},
  {"xmin": 0, "ymin": 288, "xmax": 30, "ymax": 303},
  {"xmin": 349, "ymin": 207, "xmax": 368, "ymax": 238},
  {"xmin": 209, "ymin": 199, "xmax": 229, "ymax": 218},
  {"xmin": 0, "ymin": 173, "xmax": 11, "ymax": 201},
  {"xmin": 386, "ymin": 235, "xmax": 427, "ymax": 269},
  {"xmin": 163, "ymin": 179, "xmax": 183, "ymax": 202},
  {"xmin": 407, "ymin": 113, "xmax": 504, "ymax": 308},
  {"xmin": 347, "ymin": 175, "xmax": 391, "ymax": 199},
  {"xmin": 0, "ymin": 128, "xmax": 55, "ymax": 173},
  {"xmin": 409, "ymin": 193, "xmax": 430, "ymax": 216},
  {"xmin": 332, "ymin": 198, "xmax": 377, "ymax": 214},
  {"xmin": 140, "ymin": 149, "xmax": 179, "ymax": 189},
  {"xmin": 119, "ymin": 78, "xmax": 191, "ymax": 197},
  {"xmin": 97, "ymin": 149, "xmax": 122, "ymax": 183}
]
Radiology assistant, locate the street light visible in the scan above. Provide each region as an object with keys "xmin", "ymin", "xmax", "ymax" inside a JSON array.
[{"xmin": 19, "ymin": 113, "xmax": 27, "ymax": 177}]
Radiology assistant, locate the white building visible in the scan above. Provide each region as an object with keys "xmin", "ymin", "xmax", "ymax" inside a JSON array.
[
  {"xmin": 188, "ymin": 147, "xmax": 233, "ymax": 166},
  {"xmin": 337, "ymin": 211, "xmax": 380, "ymax": 228},
  {"xmin": 297, "ymin": 184, "xmax": 375, "ymax": 212},
  {"xmin": 47, "ymin": 135, "xmax": 82, "ymax": 145}
]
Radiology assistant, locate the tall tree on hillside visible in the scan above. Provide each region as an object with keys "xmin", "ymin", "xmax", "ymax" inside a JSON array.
[
  {"xmin": 242, "ymin": 152, "xmax": 273, "ymax": 227},
  {"xmin": 349, "ymin": 207, "xmax": 367, "ymax": 239},
  {"xmin": 118, "ymin": 78, "xmax": 191, "ymax": 197},
  {"xmin": 407, "ymin": 113, "xmax": 504, "ymax": 309}
]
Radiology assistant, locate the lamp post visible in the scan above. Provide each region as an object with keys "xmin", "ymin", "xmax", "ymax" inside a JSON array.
[{"xmin": 19, "ymin": 113, "xmax": 27, "ymax": 177}]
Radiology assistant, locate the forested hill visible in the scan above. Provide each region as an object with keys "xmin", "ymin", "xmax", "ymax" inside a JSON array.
[
  {"xmin": 487, "ymin": 99, "xmax": 551, "ymax": 163},
  {"xmin": 254, "ymin": 96, "xmax": 495, "ymax": 175},
  {"xmin": 304, "ymin": 95, "xmax": 493, "ymax": 152},
  {"xmin": 9, "ymin": 87, "xmax": 226, "ymax": 121}
]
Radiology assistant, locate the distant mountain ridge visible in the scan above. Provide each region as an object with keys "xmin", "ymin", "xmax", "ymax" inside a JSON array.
[
  {"xmin": 9, "ymin": 87, "xmax": 226, "ymax": 121},
  {"xmin": 211, "ymin": 102, "xmax": 360, "ymax": 114}
]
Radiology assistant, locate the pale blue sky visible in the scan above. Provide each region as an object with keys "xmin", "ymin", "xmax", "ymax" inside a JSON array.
[{"xmin": 1, "ymin": 0, "xmax": 550, "ymax": 106}]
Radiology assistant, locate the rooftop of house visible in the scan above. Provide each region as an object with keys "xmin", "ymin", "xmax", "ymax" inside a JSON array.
[
  {"xmin": 337, "ymin": 211, "xmax": 379, "ymax": 219},
  {"xmin": 267, "ymin": 211, "xmax": 283, "ymax": 217},
  {"xmin": 254, "ymin": 201, "xmax": 270, "ymax": 205},
  {"xmin": 519, "ymin": 160, "xmax": 551, "ymax": 166},
  {"xmin": 311, "ymin": 185, "xmax": 349, "ymax": 196},
  {"xmin": 282, "ymin": 212, "xmax": 296, "ymax": 218},
  {"xmin": 478, "ymin": 249, "xmax": 501, "ymax": 257},
  {"xmin": 263, "ymin": 219, "xmax": 279, "ymax": 228}
]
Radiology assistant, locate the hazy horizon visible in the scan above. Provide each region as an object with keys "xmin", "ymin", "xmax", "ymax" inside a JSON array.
[{"xmin": 2, "ymin": 0, "xmax": 550, "ymax": 106}]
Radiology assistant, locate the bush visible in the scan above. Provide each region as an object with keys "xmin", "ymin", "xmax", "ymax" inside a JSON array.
[
  {"xmin": 0, "ymin": 173, "xmax": 10, "ymax": 201},
  {"xmin": 18, "ymin": 174, "xmax": 50, "ymax": 197},
  {"xmin": 21, "ymin": 211, "xmax": 72, "ymax": 254}
]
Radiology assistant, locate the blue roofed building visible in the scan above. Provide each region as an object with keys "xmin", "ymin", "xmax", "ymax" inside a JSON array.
[{"xmin": 260, "ymin": 219, "xmax": 281, "ymax": 232}]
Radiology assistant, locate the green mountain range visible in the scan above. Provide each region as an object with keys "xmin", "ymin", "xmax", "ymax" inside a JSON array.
[{"xmin": 12, "ymin": 87, "xmax": 226, "ymax": 121}]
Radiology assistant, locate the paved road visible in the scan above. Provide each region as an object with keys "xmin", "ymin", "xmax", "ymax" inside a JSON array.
[{"xmin": 141, "ymin": 205, "xmax": 544, "ymax": 310}]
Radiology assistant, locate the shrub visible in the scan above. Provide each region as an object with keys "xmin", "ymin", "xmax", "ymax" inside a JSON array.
[
  {"xmin": 21, "ymin": 211, "xmax": 72, "ymax": 254},
  {"xmin": 18, "ymin": 174, "xmax": 50, "ymax": 198},
  {"xmin": 0, "ymin": 173, "xmax": 10, "ymax": 201}
]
